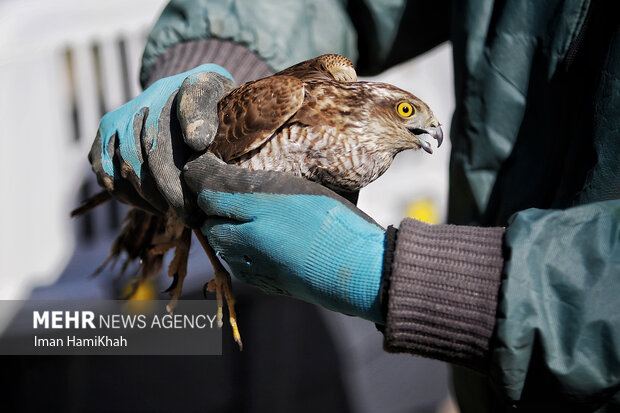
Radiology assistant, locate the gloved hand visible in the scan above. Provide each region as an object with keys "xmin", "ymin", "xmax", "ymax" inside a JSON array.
[
  {"xmin": 184, "ymin": 153, "xmax": 387, "ymax": 324},
  {"xmin": 89, "ymin": 64, "xmax": 234, "ymax": 226}
]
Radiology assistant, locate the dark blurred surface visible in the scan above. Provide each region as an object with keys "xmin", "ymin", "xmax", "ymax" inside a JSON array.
[
  {"xmin": 4, "ymin": 290, "xmax": 352, "ymax": 413},
  {"xmin": 0, "ymin": 201, "xmax": 449, "ymax": 413}
]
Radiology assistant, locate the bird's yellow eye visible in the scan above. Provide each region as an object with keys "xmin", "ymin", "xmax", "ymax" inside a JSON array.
[{"xmin": 396, "ymin": 102, "xmax": 415, "ymax": 118}]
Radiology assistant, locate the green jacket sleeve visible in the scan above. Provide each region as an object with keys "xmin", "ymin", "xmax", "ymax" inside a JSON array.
[
  {"xmin": 140, "ymin": 0, "xmax": 451, "ymax": 85},
  {"xmin": 492, "ymin": 200, "xmax": 620, "ymax": 407},
  {"xmin": 141, "ymin": 0, "xmax": 358, "ymax": 85}
]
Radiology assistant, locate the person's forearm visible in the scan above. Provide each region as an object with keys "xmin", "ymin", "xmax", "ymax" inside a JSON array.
[
  {"xmin": 141, "ymin": 0, "xmax": 356, "ymax": 88},
  {"xmin": 381, "ymin": 219, "xmax": 505, "ymax": 372}
]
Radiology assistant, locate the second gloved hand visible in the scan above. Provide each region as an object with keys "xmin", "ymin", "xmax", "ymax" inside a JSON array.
[
  {"xmin": 89, "ymin": 64, "xmax": 234, "ymax": 225},
  {"xmin": 184, "ymin": 153, "xmax": 387, "ymax": 324}
]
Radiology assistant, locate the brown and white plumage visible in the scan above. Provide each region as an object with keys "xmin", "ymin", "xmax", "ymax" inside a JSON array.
[
  {"xmin": 210, "ymin": 54, "xmax": 442, "ymax": 195},
  {"xmin": 73, "ymin": 54, "xmax": 442, "ymax": 350}
]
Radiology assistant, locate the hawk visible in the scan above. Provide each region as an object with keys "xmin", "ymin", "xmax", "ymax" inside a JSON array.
[
  {"xmin": 73, "ymin": 54, "xmax": 443, "ymax": 349},
  {"xmin": 212, "ymin": 54, "xmax": 442, "ymax": 197}
]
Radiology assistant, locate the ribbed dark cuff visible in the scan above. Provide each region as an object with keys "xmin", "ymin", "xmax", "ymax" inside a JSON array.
[
  {"xmin": 144, "ymin": 38, "xmax": 274, "ymax": 87},
  {"xmin": 379, "ymin": 225, "xmax": 398, "ymax": 323},
  {"xmin": 383, "ymin": 218, "xmax": 505, "ymax": 372}
]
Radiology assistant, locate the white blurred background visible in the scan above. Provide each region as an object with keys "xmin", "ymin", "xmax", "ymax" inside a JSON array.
[
  {"xmin": 0, "ymin": 0, "xmax": 170, "ymax": 301},
  {"xmin": 0, "ymin": 1, "xmax": 456, "ymax": 412},
  {"xmin": 0, "ymin": 0, "xmax": 454, "ymax": 304}
]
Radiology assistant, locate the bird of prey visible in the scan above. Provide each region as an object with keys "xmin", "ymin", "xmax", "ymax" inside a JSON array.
[
  {"xmin": 72, "ymin": 54, "xmax": 443, "ymax": 350},
  {"xmin": 212, "ymin": 54, "xmax": 442, "ymax": 196}
]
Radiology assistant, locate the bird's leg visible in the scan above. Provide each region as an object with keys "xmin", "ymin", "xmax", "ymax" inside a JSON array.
[
  {"xmin": 150, "ymin": 240, "xmax": 180, "ymax": 255},
  {"xmin": 164, "ymin": 227, "xmax": 191, "ymax": 313},
  {"xmin": 193, "ymin": 230, "xmax": 243, "ymax": 350}
]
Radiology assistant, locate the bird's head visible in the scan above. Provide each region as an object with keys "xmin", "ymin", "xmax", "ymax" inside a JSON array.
[{"xmin": 365, "ymin": 82, "xmax": 443, "ymax": 154}]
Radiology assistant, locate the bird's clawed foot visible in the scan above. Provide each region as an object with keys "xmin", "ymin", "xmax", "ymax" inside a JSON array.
[
  {"xmin": 208, "ymin": 269, "xmax": 242, "ymax": 350},
  {"xmin": 195, "ymin": 231, "xmax": 243, "ymax": 351},
  {"xmin": 155, "ymin": 227, "xmax": 191, "ymax": 313},
  {"xmin": 203, "ymin": 278, "xmax": 223, "ymax": 328}
]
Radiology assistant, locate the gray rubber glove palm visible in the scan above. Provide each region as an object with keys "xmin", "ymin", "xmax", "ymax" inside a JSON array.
[{"xmin": 88, "ymin": 64, "xmax": 234, "ymax": 226}]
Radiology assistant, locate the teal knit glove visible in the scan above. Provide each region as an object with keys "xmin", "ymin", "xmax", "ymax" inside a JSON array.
[
  {"xmin": 184, "ymin": 153, "xmax": 386, "ymax": 324},
  {"xmin": 89, "ymin": 64, "xmax": 233, "ymax": 224}
]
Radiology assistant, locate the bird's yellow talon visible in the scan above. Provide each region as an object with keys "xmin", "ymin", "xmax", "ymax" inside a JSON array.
[
  {"xmin": 230, "ymin": 318, "xmax": 243, "ymax": 350},
  {"xmin": 165, "ymin": 300, "xmax": 177, "ymax": 314}
]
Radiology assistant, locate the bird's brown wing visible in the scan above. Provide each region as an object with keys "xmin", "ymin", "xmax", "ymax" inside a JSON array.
[
  {"xmin": 276, "ymin": 54, "xmax": 357, "ymax": 82},
  {"xmin": 210, "ymin": 75, "xmax": 305, "ymax": 162}
]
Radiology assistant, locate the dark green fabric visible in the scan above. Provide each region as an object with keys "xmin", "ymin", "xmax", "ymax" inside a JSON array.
[
  {"xmin": 140, "ymin": 0, "xmax": 359, "ymax": 86},
  {"xmin": 497, "ymin": 202, "xmax": 620, "ymax": 409},
  {"xmin": 445, "ymin": 0, "xmax": 620, "ymax": 410},
  {"xmin": 142, "ymin": 0, "xmax": 620, "ymax": 410}
]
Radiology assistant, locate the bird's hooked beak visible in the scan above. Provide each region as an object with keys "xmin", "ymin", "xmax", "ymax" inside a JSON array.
[{"xmin": 408, "ymin": 125, "xmax": 443, "ymax": 154}]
